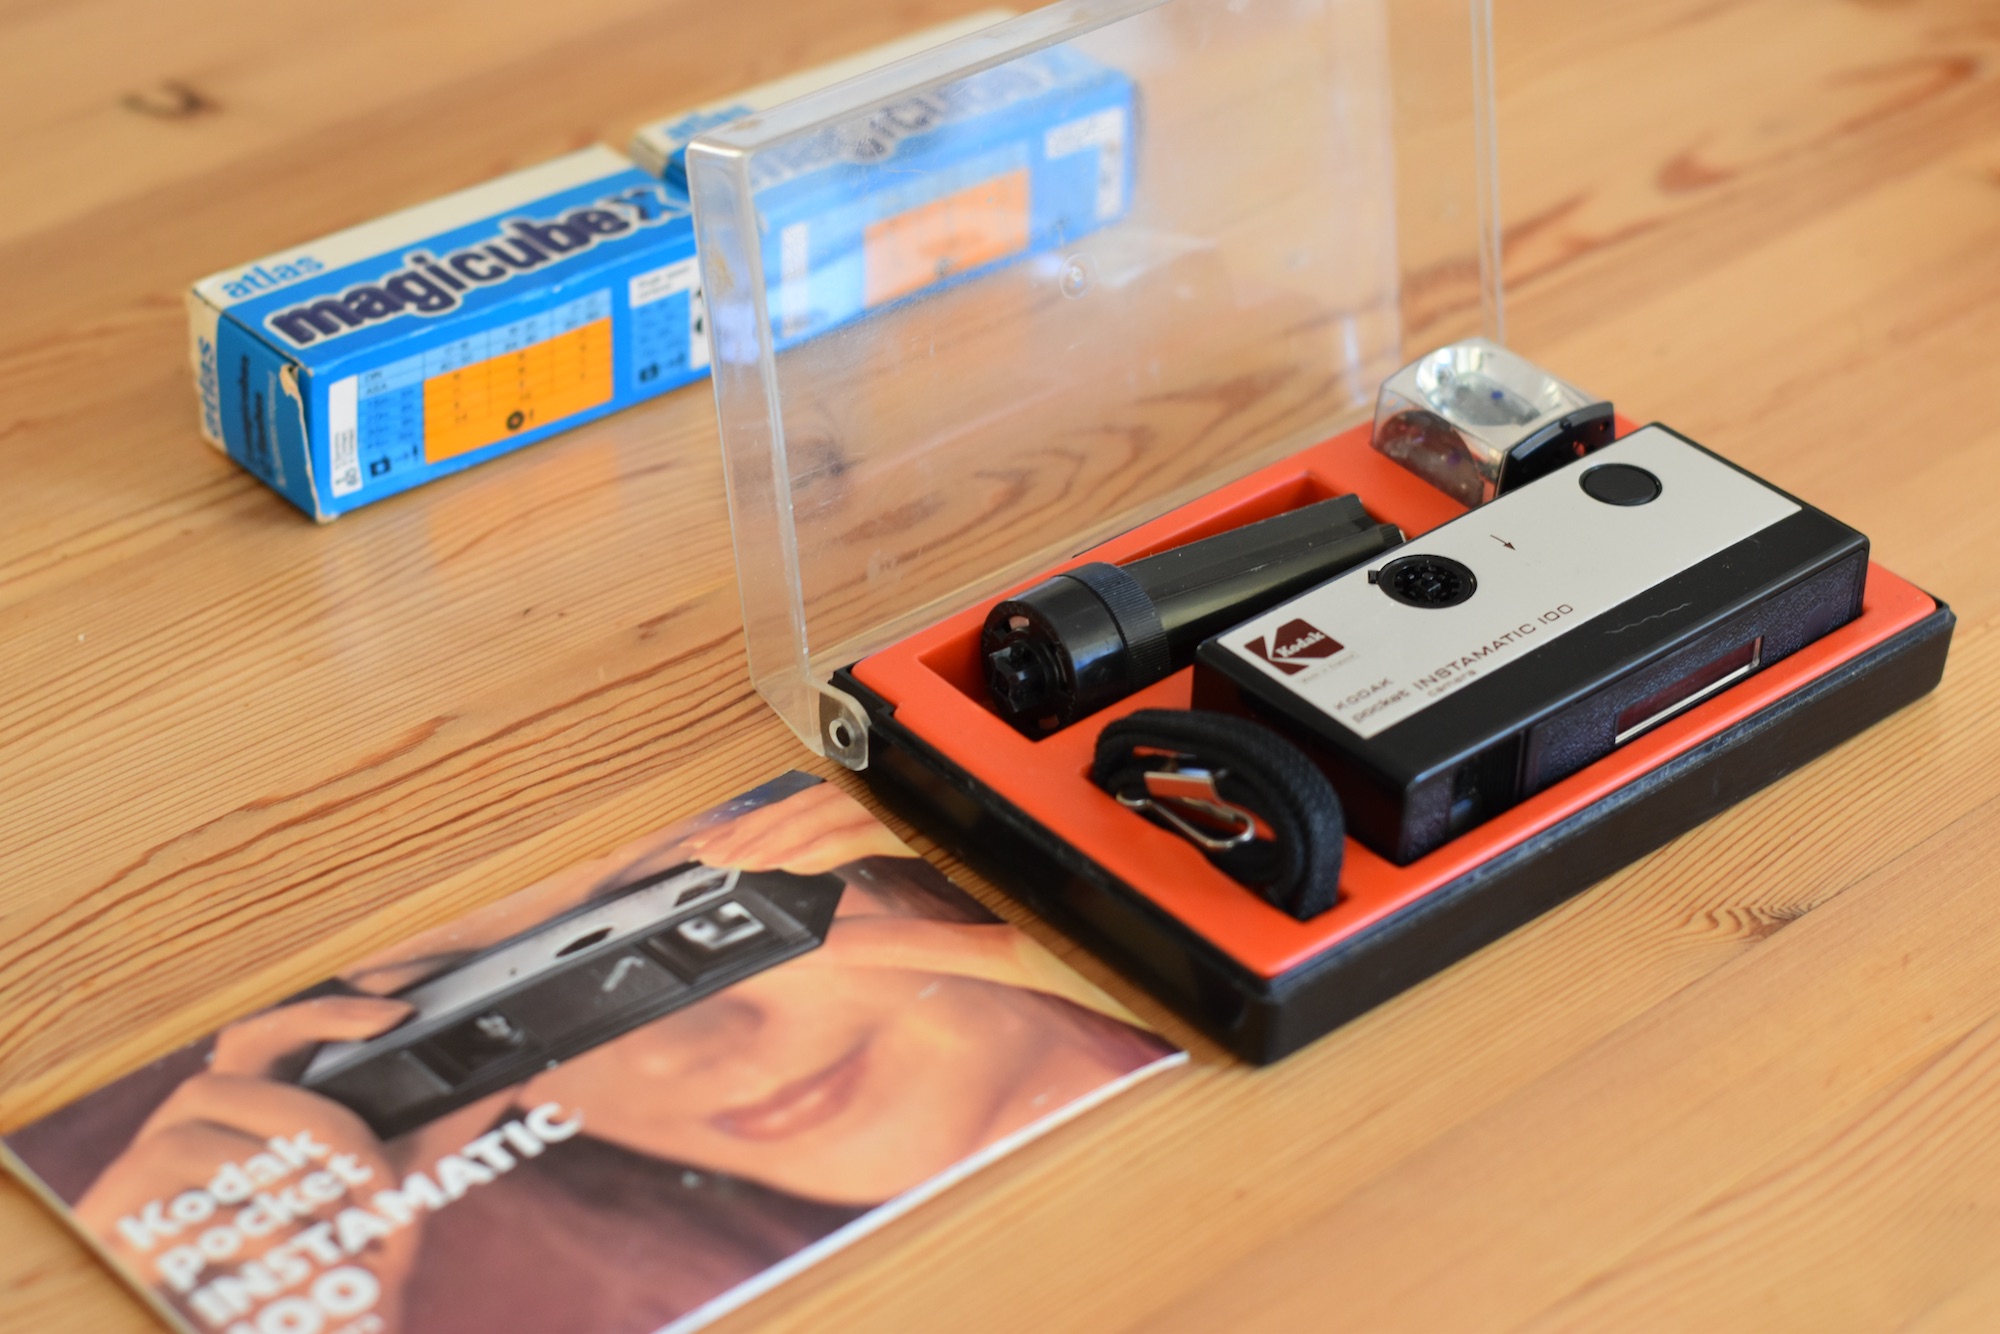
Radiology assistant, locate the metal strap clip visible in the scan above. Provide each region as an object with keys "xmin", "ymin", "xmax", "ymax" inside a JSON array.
[{"xmin": 1115, "ymin": 757, "xmax": 1258, "ymax": 852}]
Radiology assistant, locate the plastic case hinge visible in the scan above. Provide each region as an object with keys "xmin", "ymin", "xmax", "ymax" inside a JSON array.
[{"xmin": 818, "ymin": 683, "xmax": 870, "ymax": 770}]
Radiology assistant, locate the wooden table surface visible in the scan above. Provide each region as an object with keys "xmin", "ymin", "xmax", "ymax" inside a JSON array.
[{"xmin": 3, "ymin": 0, "xmax": 1997, "ymax": 1329}]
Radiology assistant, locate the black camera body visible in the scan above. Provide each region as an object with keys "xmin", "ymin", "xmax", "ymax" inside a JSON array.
[{"xmin": 1193, "ymin": 425, "xmax": 1868, "ymax": 864}]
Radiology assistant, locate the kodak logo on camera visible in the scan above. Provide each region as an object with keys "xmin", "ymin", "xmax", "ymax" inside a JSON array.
[
  {"xmin": 1244, "ymin": 619, "xmax": 1343, "ymax": 674},
  {"xmin": 1193, "ymin": 425, "xmax": 1869, "ymax": 863},
  {"xmin": 186, "ymin": 147, "xmax": 705, "ymax": 520}
]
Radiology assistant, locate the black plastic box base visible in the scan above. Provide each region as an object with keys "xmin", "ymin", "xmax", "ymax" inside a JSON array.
[{"xmin": 834, "ymin": 599, "xmax": 1953, "ymax": 1063}]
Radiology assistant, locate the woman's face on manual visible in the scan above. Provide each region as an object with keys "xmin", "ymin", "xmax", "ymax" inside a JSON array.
[{"xmin": 520, "ymin": 885, "xmax": 1072, "ymax": 1206}]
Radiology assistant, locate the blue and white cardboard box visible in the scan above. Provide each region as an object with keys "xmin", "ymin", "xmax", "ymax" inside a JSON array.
[
  {"xmin": 187, "ymin": 147, "xmax": 705, "ymax": 520},
  {"xmin": 634, "ymin": 20, "xmax": 1137, "ymax": 351}
]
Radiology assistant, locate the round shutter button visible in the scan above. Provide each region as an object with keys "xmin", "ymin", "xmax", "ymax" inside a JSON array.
[{"xmin": 1579, "ymin": 462, "xmax": 1662, "ymax": 506}]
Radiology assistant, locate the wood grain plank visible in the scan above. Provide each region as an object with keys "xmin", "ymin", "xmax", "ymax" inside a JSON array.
[
  {"xmin": 1499, "ymin": 0, "xmax": 2000, "ymax": 348},
  {"xmin": 1903, "ymin": 1262, "xmax": 2000, "ymax": 1334},
  {"xmin": 0, "ymin": 0, "xmax": 1003, "ymax": 249},
  {"xmin": 1513, "ymin": 1012, "xmax": 2000, "ymax": 1329},
  {"xmin": 1137, "ymin": 779, "xmax": 2000, "ymax": 1333},
  {"xmin": 0, "ymin": 1176, "xmax": 150, "ymax": 1334},
  {"xmin": 2, "ymin": 0, "xmax": 1995, "ymax": 1327}
]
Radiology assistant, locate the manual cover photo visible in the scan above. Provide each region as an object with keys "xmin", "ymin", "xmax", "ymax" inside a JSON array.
[{"xmin": 3, "ymin": 772, "xmax": 1182, "ymax": 1334}]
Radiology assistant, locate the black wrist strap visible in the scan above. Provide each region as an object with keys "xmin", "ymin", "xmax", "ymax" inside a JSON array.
[{"xmin": 1091, "ymin": 709, "xmax": 1344, "ymax": 920}]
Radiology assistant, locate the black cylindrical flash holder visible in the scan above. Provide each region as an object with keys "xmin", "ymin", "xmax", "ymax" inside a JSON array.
[{"xmin": 983, "ymin": 495, "xmax": 1403, "ymax": 734}]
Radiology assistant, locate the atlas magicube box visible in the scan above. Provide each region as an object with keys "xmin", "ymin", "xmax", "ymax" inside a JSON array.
[
  {"xmin": 187, "ymin": 147, "xmax": 705, "ymax": 520},
  {"xmin": 190, "ymin": 42, "xmax": 1136, "ymax": 520}
]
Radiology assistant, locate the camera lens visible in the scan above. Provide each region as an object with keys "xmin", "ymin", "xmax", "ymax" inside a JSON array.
[{"xmin": 1376, "ymin": 554, "xmax": 1477, "ymax": 608}]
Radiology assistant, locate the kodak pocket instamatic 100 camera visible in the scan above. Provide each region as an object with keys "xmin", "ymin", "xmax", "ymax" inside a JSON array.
[
  {"xmin": 1193, "ymin": 424, "xmax": 1869, "ymax": 864},
  {"xmin": 300, "ymin": 863, "xmax": 845, "ymax": 1138}
]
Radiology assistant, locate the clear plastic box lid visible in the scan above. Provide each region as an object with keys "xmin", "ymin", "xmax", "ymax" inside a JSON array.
[{"xmin": 687, "ymin": 0, "xmax": 1501, "ymax": 765}]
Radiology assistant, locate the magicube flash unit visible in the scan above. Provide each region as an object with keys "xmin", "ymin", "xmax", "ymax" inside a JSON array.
[
  {"xmin": 300, "ymin": 863, "xmax": 845, "ymax": 1138},
  {"xmin": 1372, "ymin": 338, "xmax": 1616, "ymax": 508},
  {"xmin": 1193, "ymin": 425, "xmax": 1869, "ymax": 864}
]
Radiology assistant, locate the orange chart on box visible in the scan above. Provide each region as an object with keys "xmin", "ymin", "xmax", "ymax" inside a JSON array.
[
  {"xmin": 863, "ymin": 169, "xmax": 1031, "ymax": 309},
  {"xmin": 422, "ymin": 316, "xmax": 615, "ymax": 463}
]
